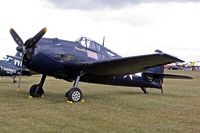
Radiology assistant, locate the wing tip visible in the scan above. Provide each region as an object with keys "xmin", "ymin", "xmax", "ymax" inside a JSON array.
[{"xmin": 161, "ymin": 53, "xmax": 185, "ymax": 63}]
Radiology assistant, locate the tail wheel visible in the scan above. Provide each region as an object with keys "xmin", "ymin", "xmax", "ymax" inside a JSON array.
[
  {"xmin": 29, "ymin": 84, "xmax": 44, "ymax": 97},
  {"xmin": 141, "ymin": 87, "xmax": 148, "ymax": 94},
  {"xmin": 67, "ymin": 87, "xmax": 82, "ymax": 102}
]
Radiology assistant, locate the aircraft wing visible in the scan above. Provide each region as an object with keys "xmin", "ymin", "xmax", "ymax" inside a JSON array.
[{"xmin": 82, "ymin": 53, "xmax": 183, "ymax": 76}]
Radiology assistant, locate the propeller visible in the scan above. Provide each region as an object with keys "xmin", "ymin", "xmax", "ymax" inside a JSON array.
[
  {"xmin": 9, "ymin": 28, "xmax": 24, "ymax": 46},
  {"xmin": 9, "ymin": 27, "xmax": 47, "ymax": 88},
  {"xmin": 25, "ymin": 28, "xmax": 47, "ymax": 49}
]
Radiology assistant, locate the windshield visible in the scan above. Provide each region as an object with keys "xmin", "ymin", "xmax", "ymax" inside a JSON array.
[
  {"xmin": 76, "ymin": 37, "xmax": 120, "ymax": 58},
  {"xmin": 76, "ymin": 37, "xmax": 101, "ymax": 52}
]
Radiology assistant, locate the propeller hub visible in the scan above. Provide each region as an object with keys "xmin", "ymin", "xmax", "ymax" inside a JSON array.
[{"xmin": 16, "ymin": 46, "xmax": 23, "ymax": 52}]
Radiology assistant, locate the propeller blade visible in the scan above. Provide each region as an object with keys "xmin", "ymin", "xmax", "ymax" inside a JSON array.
[
  {"xmin": 9, "ymin": 28, "xmax": 24, "ymax": 46},
  {"xmin": 25, "ymin": 27, "xmax": 47, "ymax": 48}
]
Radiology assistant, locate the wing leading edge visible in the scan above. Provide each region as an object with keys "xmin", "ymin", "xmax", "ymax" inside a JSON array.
[{"xmin": 82, "ymin": 53, "xmax": 183, "ymax": 76}]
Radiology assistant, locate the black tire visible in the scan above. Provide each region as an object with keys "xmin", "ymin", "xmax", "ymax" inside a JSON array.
[
  {"xmin": 29, "ymin": 84, "xmax": 44, "ymax": 97},
  {"xmin": 141, "ymin": 87, "xmax": 148, "ymax": 94},
  {"xmin": 65, "ymin": 91, "xmax": 69, "ymax": 97},
  {"xmin": 67, "ymin": 87, "xmax": 82, "ymax": 102}
]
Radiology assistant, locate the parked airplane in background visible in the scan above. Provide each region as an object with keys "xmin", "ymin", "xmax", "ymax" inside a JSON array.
[
  {"xmin": 9, "ymin": 28, "xmax": 192, "ymax": 102},
  {"xmin": 0, "ymin": 52, "xmax": 31, "ymax": 82}
]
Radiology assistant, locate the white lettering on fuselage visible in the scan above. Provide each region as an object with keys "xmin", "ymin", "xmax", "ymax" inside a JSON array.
[
  {"xmin": 75, "ymin": 47, "xmax": 86, "ymax": 52},
  {"xmin": 0, "ymin": 66, "xmax": 17, "ymax": 74},
  {"xmin": 55, "ymin": 43, "xmax": 61, "ymax": 46},
  {"xmin": 13, "ymin": 59, "xmax": 22, "ymax": 67},
  {"xmin": 7, "ymin": 57, "xmax": 22, "ymax": 67}
]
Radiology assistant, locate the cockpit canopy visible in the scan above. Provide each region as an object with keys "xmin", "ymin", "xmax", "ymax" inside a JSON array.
[
  {"xmin": 76, "ymin": 37, "xmax": 120, "ymax": 58},
  {"xmin": 76, "ymin": 37, "xmax": 101, "ymax": 52}
]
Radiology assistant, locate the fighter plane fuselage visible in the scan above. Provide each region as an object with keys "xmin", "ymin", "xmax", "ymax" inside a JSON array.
[
  {"xmin": 0, "ymin": 60, "xmax": 20, "ymax": 76},
  {"xmin": 23, "ymin": 37, "xmax": 161, "ymax": 89}
]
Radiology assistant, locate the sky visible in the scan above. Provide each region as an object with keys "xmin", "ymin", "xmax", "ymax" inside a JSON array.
[{"xmin": 1, "ymin": 0, "xmax": 200, "ymax": 62}]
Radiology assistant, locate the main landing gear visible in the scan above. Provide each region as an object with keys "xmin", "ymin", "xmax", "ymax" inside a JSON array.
[
  {"xmin": 65, "ymin": 75, "xmax": 82, "ymax": 102},
  {"xmin": 28, "ymin": 74, "xmax": 83, "ymax": 102},
  {"xmin": 29, "ymin": 75, "xmax": 46, "ymax": 97}
]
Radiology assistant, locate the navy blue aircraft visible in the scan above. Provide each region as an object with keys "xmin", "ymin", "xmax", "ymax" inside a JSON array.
[
  {"xmin": 9, "ymin": 28, "xmax": 191, "ymax": 102},
  {"xmin": 0, "ymin": 52, "xmax": 31, "ymax": 82}
]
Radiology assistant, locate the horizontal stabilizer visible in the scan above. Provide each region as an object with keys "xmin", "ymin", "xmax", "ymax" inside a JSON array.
[
  {"xmin": 6, "ymin": 55, "xmax": 22, "ymax": 60},
  {"xmin": 143, "ymin": 72, "xmax": 193, "ymax": 79}
]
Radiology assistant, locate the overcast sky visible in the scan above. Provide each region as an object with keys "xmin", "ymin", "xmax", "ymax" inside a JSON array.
[
  {"xmin": 47, "ymin": 0, "xmax": 200, "ymax": 9},
  {"xmin": 1, "ymin": 0, "xmax": 200, "ymax": 62}
]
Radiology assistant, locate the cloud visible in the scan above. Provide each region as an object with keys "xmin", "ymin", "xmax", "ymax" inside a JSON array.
[{"xmin": 45, "ymin": 0, "xmax": 200, "ymax": 10}]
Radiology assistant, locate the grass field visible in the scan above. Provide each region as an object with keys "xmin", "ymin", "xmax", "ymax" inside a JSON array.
[{"xmin": 0, "ymin": 70, "xmax": 199, "ymax": 133}]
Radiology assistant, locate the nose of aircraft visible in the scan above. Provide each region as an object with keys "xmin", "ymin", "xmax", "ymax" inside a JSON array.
[{"xmin": 9, "ymin": 27, "xmax": 47, "ymax": 88}]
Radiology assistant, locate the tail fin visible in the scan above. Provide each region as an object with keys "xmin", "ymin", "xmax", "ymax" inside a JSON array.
[
  {"xmin": 142, "ymin": 65, "xmax": 192, "ymax": 93},
  {"xmin": 142, "ymin": 49, "xmax": 165, "ymax": 92},
  {"xmin": 6, "ymin": 52, "xmax": 22, "ymax": 68},
  {"xmin": 141, "ymin": 49, "xmax": 192, "ymax": 93}
]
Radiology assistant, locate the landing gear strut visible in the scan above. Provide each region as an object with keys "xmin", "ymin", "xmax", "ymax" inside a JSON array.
[
  {"xmin": 141, "ymin": 87, "xmax": 148, "ymax": 94},
  {"xmin": 65, "ymin": 75, "xmax": 82, "ymax": 102},
  {"xmin": 29, "ymin": 74, "xmax": 46, "ymax": 97}
]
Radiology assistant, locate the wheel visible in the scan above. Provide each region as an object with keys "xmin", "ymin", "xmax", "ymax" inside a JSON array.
[
  {"xmin": 141, "ymin": 87, "xmax": 148, "ymax": 94},
  {"xmin": 67, "ymin": 87, "xmax": 82, "ymax": 102},
  {"xmin": 29, "ymin": 84, "xmax": 44, "ymax": 97},
  {"xmin": 65, "ymin": 91, "xmax": 69, "ymax": 97}
]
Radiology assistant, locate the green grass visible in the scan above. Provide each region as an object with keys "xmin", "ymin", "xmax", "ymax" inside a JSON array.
[{"xmin": 0, "ymin": 70, "xmax": 200, "ymax": 133}]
